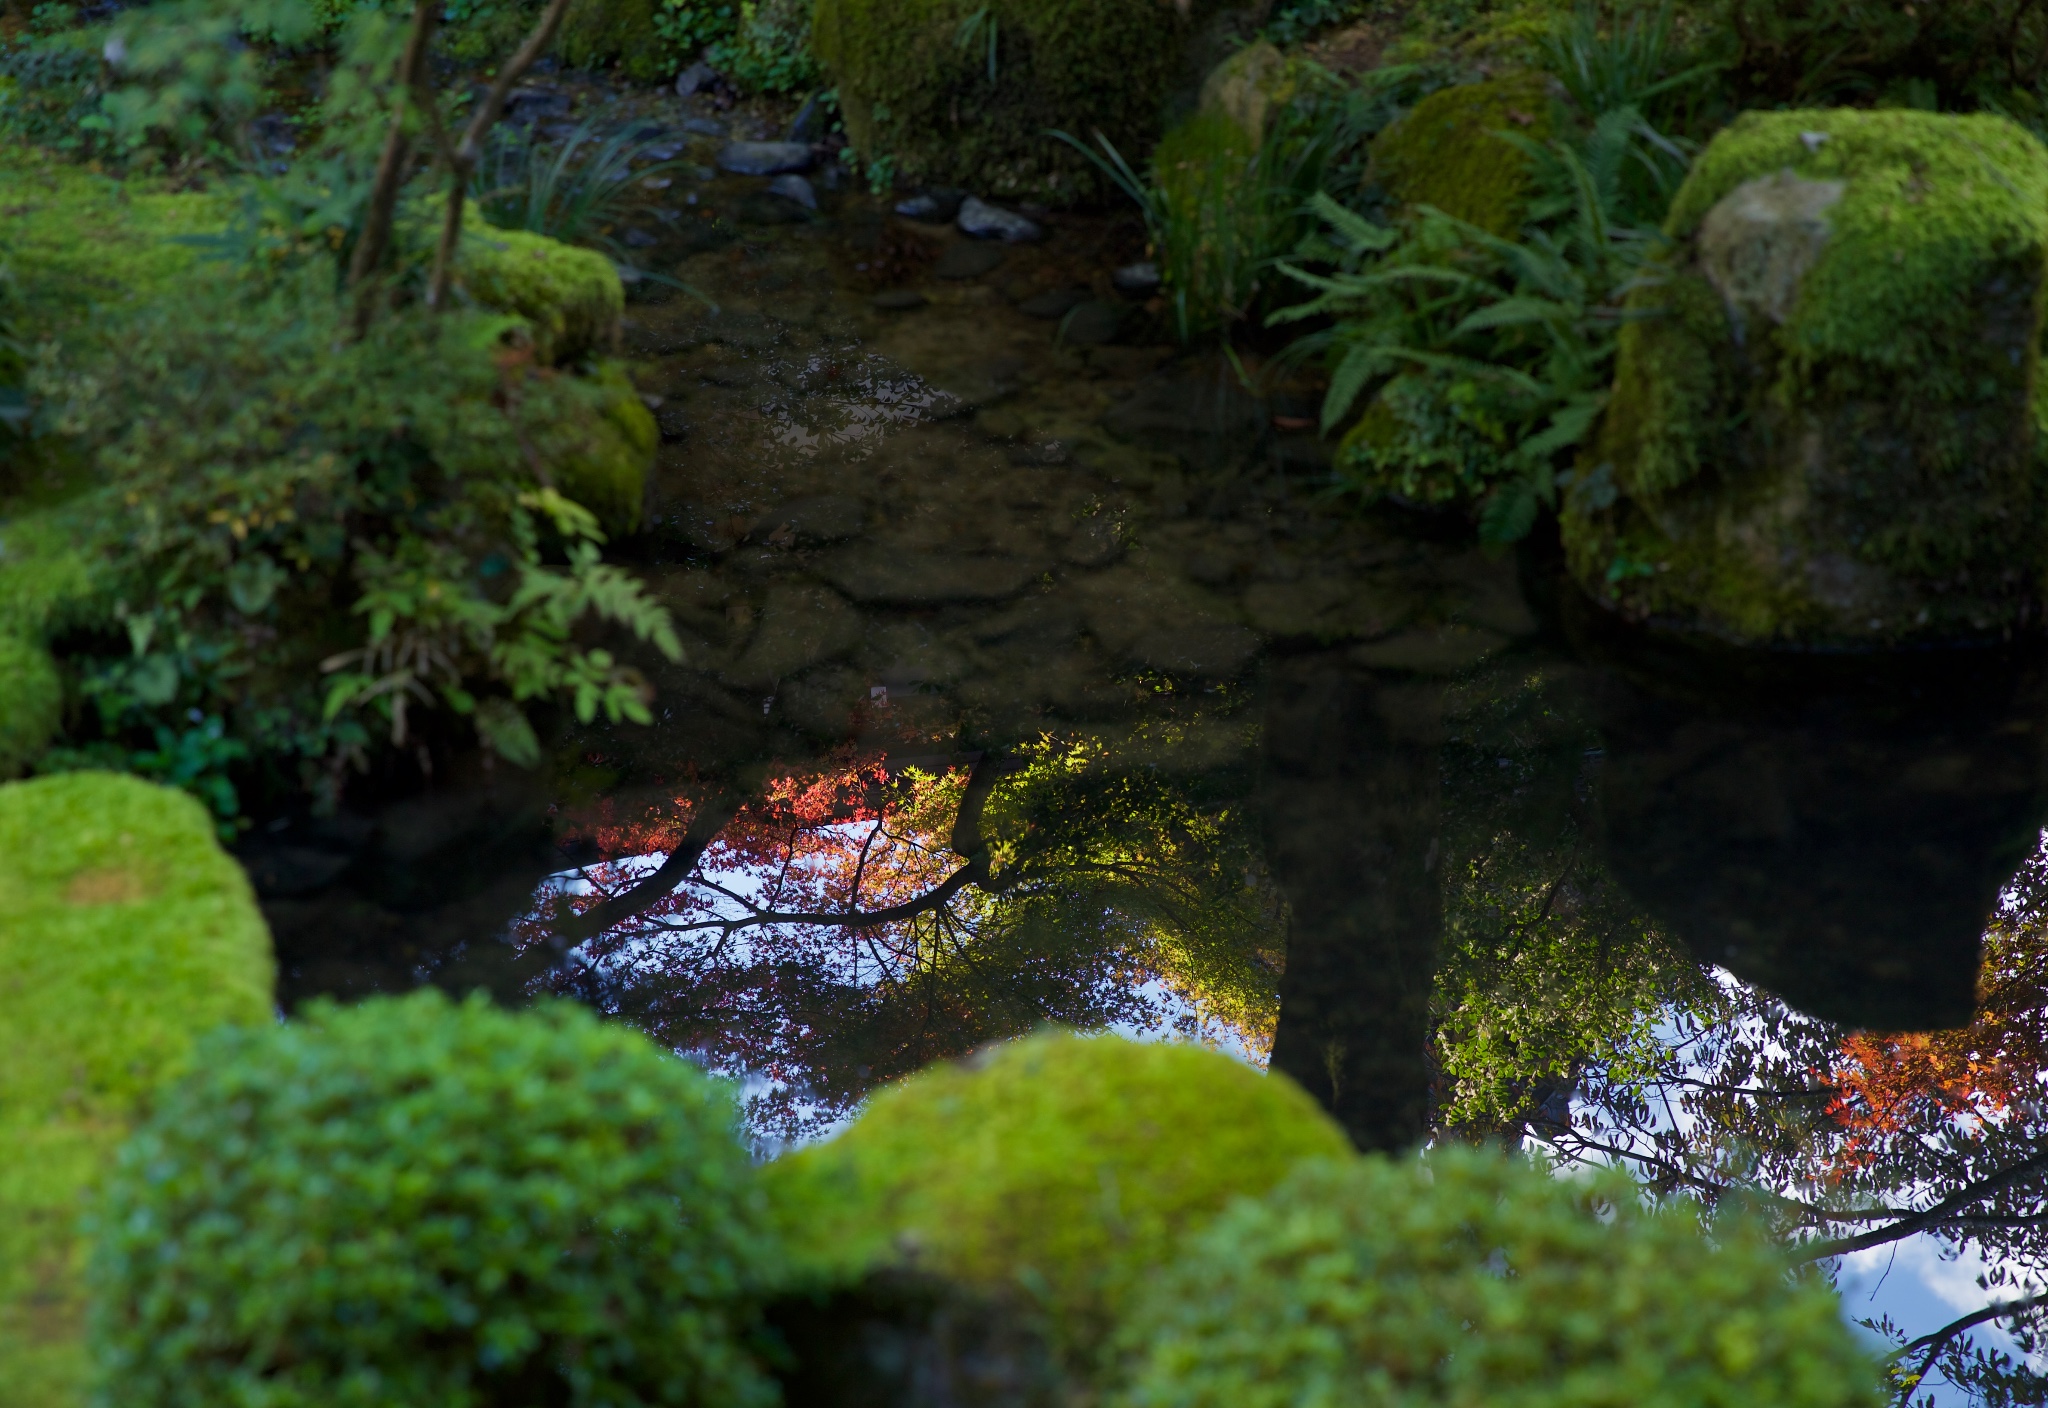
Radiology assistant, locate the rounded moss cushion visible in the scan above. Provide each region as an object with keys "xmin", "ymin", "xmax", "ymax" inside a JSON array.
[
  {"xmin": 767, "ymin": 1031, "xmax": 1353, "ymax": 1367},
  {"xmin": 90, "ymin": 989, "xmax": 782, "ymax": 1408},
  {"xmin": 1368, "ymin": 73, "xmax": 1555, "ymax": 236},
  {"xmin": 0, "ymin": 772, "xmax": 274, "ymax": 1408},
  {"xmin": 1119, "ymin": 1148, "xmax": 1878, "ymax": 1408}
]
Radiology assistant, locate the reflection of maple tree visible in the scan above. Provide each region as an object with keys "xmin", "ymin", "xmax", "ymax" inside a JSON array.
[{"xmin": 521, "ymin": 734, "xmax": 1284, "ymax": 1142}]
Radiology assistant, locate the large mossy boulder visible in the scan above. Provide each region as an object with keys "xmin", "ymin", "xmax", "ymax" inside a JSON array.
[
  {"xmin": 1561, "ymin": 109, "xmax": 2048, "ymax": 646},
  {"xmin": 0, "ymin": 772, "xmax": 274, "ymax": 1408},
  {"xmin": 765, "ymin": 1031, "xmax": 1352, "ymax": 1373},
  {"xmin": 812, "ymin": 0, "xmax": 1266, "ymax": 203}
]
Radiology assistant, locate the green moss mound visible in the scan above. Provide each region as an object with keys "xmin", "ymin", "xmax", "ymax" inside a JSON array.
[
  {"xmin": 1119, "ymin": 1148, "xmax": 1878, "ymax": 1408},
  {"xmin": 812, "ymin": 0, "xmax": 1249, "ymax": 203},
  {"xmin": 1562, "ymin": 108, "xmax": 2048, "ymax": 646},
  {"xmin": 90, "ymin": 988, "xmax": 782, "ymax": 1408},
  {"xmin": 457, "ymin": 217, "xmax": 624, "ymax": 366},
  {"xmin": 0, "ymin": 634, "xmax": 61, "ymax": 777},
  {"xmin": 0, "ymin": 772, "xmax": 273, "ymax": 1408},
  {"xmin": 1, "ymin": 157, "xmax": 622, "ymax": 368},
  {"xmin": 1368, "ymin": 73, "xmax": 1555, "ymax": 236},
  {"xmin": 550, "ymin": 359, "xmax": 655, "ymax": 536},
  {"xmin": 560, "ymin": 0, "xmax": 668, "ymax": 83},
  {"xmin": 767, "ymin": 1031, "xmax": 1353, "ymax": 1369}
]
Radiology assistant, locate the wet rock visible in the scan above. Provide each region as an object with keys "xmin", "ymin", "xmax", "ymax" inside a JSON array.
[
  {"xmin": 823, "ymin": 547, "xmax": 1044, "ymax": 604},
  {"xmin": 787, "ymin": 92, "xmax": 827, "ymax": 142},
  {"xmin": 871, "ymin": 289, "xmax": 928, "ymax": 311},
  {"xmin": 1243, "ymin": 577, "xmax": 1406, "ymax": 641},
  {"xmin": 723, "ymin": 583, "xmax": 864, "ymax": 689},
  {"xmin": 738, "ymin": 192, "xmax": 809, "ymax": 224},
  {"xmin": 896, "ymin": 189, "xmax": 965, "ymax": 223},
  {"xmin": 503, "ymin": 86, "xmax": 571, "ymax": 124},
  {"xmin": 1063, "ymin": 516, "xmax": 1124, "ymax": 567},
  {"xmin": 1111, "ymin": 261, "xmax": 1162, "ymax": 295},
  {"xmin": 957, "ymin": 195, "xmax": 1043, "ymax": 243},
  {"xmin": 675, "ymin": 60, "xmax": 720, "ymax": 97},
  {"xmin": 751, "ymin": 495, "xmax": 865, "ymax": 545},
  {"xmin": 932, "ymin": 242, "xmax": 1005, "ymax": 280},
  {"xmin": 1058, "ymin": 300, "xmax": 1121, "ymax": 346},
  {"xmin": 621, "ymin": 227, "xmax": 659, "ymax": 248},
  {"xmin": 1350, "ymin": 624, "xmax": 1506, "ymax": 675},
  {"xmin": 718, "ymin": 140, "xmax": 813, "ymax": 175},
  {"xmin": 768, "ymin": 174, "xmax": 818, "ymax": 209},
  {"xmin": 1017, "ymin": 288, "xmax": 1088, "ymax": 319},
  {"xmin": 1130, "ymin": 625, "xmax": 1261, "ymax": 678},
  {"xmin": 684, "ymin": 116, "xmax": 729, "ymax": 137}
]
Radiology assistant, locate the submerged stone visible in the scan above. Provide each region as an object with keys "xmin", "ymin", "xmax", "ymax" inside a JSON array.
[
  {"xmin": 718, "ymin": 140, "xmax": 814, "ymax": 175},
  {"xmin": 932, "ymin": 241, "xmax": 1005, "ymax": 279},
  {"xmin": 1561, "ymin": 109, "xmax": 2048, "ymax": 647},
  {"xmin": 768, "ymin": 173, "xmax": 819, "ymax": 209},
  {"xmin": 896, "ymin": 189, "xmax": 965, "ymax": 223}
]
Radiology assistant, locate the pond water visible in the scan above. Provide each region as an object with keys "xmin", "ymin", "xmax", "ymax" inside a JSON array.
[{"xmin": 243, "ymin": 155, "xmax": 2048, "ymax": 1161}]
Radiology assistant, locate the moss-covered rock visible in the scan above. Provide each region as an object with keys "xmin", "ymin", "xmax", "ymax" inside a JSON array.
[
  {"xmin": 812, "ymin": 0, "xmax": 1263, "ymax": 204},
  {"xmin": 559, "ymin": 0, "xmax": 667, "ymax": 83},
  {"xmin": 0, "ymin": 772, "xmax": 274, "ymax": 1408},
  {"xmin": 1561, "ymin": 109, "xmax": 2048, "ymax": 646},
  {"xmin": 765, "ymin": 1031, "xmax": 1352, "ymax": 1373},
  {"xmin": 1367, "ymin": 73, "xmax": 1555, "ymax": 236},
  {"xmin": 551, "ymin": 359, "xmax": 655, "ymax": 535},
  {"xmin": 453, "ymin": 217, "xmax": 624, "ymax": 367}
]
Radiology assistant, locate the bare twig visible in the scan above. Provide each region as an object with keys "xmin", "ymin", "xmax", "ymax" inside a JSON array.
[
  {"xmin": 427, "ymin": 0, "xmax": 575, "ymax": 309},
  {"xmin": 348, "ymin": 0, "xmax": 440, "ymax": 329},
  {"xmin": 1797, "ymin": 1152, "xmax": 2048, "ymax": 1263},
  {"xmin": 1895, "ymin": 1289, "xmax": 2048, "ymax": 1397}
]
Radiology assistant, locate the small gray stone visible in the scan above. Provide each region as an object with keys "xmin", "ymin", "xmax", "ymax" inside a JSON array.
[
  {"xmin": 957, "ymin": 195, "xmax": 1043, "ymax": 242},
  {"xmin": 621, "ymin": 227, "xmax": 659, "ymax": 248},
  {"xmin": 871, "ymin": 289, "xmax": 928, "ymax": 311},
  {"xmin": 932, "ymin": 242, "xmax": 1005, "ymax": 279},
  {"xmin": 896, "ymin": 189, "xmax": 965, "ymax": 222},
  {"xmin": 1018, "ymin": 288, "xmax": 1087, "ymax": 319},
  {"xmin": 683, "ymin": 116, "xmax": 728, "ymax": 137},
  {"xmin": 768, "ymin": 173, "xmax": 818, "ymax": 209},
  {"xmin": 718, "ymin": 140, "xmax": 813, "ymax": 175},
  {"xmin": 1058, "ymin": 300, "xmax": 1121, "ymax": 346},
  {"xmin": 1112, "ymin": 260, "xmax": 1162, "ymax": 294},
  {"xmin": 787, "ymin": 93, "xmax": 827, "ymax": 142},
  {"xmin": 675, "ymin": 60, "xmax": 719, "ymax": 97}
]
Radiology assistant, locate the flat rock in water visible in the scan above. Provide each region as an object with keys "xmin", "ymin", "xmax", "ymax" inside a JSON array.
[
  {"xmin": 895, "ymin": 189, "xmax": 965, "ymax": 222},
  {"xmin": 823, "ymin": 548, "xmax": 1044, "ymax": 604},
  {"xmin": 871, "ymin": 288, "xmax": 928, "ymax": 311},
  {"xmin": 718, "ymin": 140, "xmax": 812, "ymax": 175},
  {"xmin": 1350, "ymin": 624, "xmax": 1507, "ymax": 675},
  {"xmin": 1018, "ymin": 288, "xmax": 1087, "ymax": 319},
  {"xmin": 1059, "ymin": 300, "xmax": 1120, "ymax": 345},
  {"xmin": 674, "ymin": 60, "xmax": 719, "ymax": 97},
  {"xmin": 768, "ymin": 174, "xmax": 818, "ymax": 209},
  {"xmin": 957, "ymin": 195, "xmax": 1042, "ymax": 242},
  {"xmin": 751, "ymin": 494, "xmax": 865, "ymax": 544},
  {"xmin": 932, "ymin": 242, "xmax": 1005, "ymax": 279},
  {"xmin": 723, "ymin": 583, "xmax": 863, "ymax": 690},
  {"xmin": 683, "ymin": 116, "xmax": 728, "ymax": 137},
  {"xmin": 1128, "ymin": 625, "xmax": 1261, "ymax": 678}
]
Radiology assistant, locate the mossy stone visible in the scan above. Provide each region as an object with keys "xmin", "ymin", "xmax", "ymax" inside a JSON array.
[
  {"xmin": 812, "ymin": 0, "xmax": 1257, "ymax": 204},
  {"xmin": 0, "ymin": 772, "xmax": 274, "ymax": 1408},
  {"xmin": 765, "ymin": 1031, "xmax": 1353, "ymax": 1372},
  {"xmin": 552, "ymin": 360, "xmax": 656, "ymax": 535},
  {"xmin": 1368, "ymin": 73, "xmax": 1555, "ymax": 236},
  {"xmin": 559, "ymin": 0, "xmax": 667, "ymax": 83},
  {"xmin": 452, "ymin": 218, "xmax": 625, "ymax": 368},
  {"xmin": 1562, "ymin": 109, "xmax": 2048, "ymax": 647},
  {"xmin": 0, "ymin": 635, "xmax": 61, "ymax": 778}
]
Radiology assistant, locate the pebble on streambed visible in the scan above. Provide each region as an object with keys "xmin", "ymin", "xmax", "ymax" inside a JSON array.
[{"xmin": 957, "ymin": 195, "xmax": 1043, "ymax": 243}]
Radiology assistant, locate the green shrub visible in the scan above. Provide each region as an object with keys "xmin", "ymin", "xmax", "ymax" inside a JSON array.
[
  {"xmin": 0, "ymin": 633, "xmax": 61, "ymax": 777},
  {"xmin": 90, "ymin": 989, "xmax": 782, "ymax": 1408},
  {"xmin": 812, "ymin": 0, "xmax": 1247, "ymax": 204},
  {"xmin": 1118, "ymin": 1148, "xmax": 1879, "ymax": 1408},
  {"xmin": 0, "ymin": 771, "xmax": 274, "ymax": 1408},
  {"xmin": 766, "ymin": 1031, "xmax": 1353, "ymax": 1373}
]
